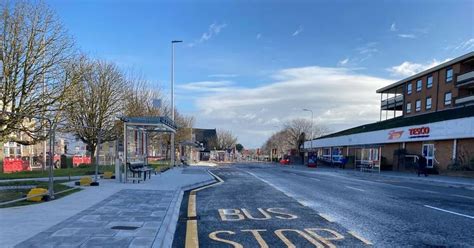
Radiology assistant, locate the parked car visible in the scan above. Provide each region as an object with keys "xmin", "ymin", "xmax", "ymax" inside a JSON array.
[{"xmin": 280, "ymin": 158, "xmax": 290, "ymax": 165}]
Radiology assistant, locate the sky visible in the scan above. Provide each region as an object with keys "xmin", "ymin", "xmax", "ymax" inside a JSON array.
[{"xmin": 47, "ymin": 0, "xmax": 474, "ymax": 148}]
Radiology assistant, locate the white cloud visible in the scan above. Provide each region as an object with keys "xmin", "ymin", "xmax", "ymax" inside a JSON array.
[
  {"xmin": 398, "ymin": 34, "xmax": 416, "ymax": 39},
  {"xmin": 208, "ymin": 74, "xmax": 238, "ymax": 78},
  {"xmin": 188, "ymin": 22, "xmax": 227, "ymax": 47},
  {"xmin": 387, "ymin": 59, "xmax": 451, "ymax": 77},
  {"xmin": 390, "ymin": 22, "xmax": 397, "ymax": 32},
  {"xmin": 338, "ymin": 58, "xmax": 349, "ymax": 66},
  {"xmin": 256, "ymin": 33, "xmax": 262, "ymax": 40},
  {"xmin": 177, "ymin": 81, "xmax": 235, "ymax": 92},
  {"xmin": 193, "ymin": 66, "xmax": 393, "ymax": 148},
  {"xmin": 453, "ymin": 38, "xmax": 474, "ymax": 51},
  {"xmin": 356, "ymin": 42, "xmax": 378, "ymax": 55},
  {"xmin": 292, "ymin": 26, "xmax": 303, "ymax": 36}
]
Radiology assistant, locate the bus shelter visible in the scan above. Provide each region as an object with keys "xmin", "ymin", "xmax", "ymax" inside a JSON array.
[{"xmin": 119, "ymin": 116, "xmax": 177, "ymax": 183}]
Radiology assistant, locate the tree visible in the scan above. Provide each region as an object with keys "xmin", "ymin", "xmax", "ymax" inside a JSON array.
[
  {"xmin": 216, "ymin": 129, "xmax": 237, "ymax": 150},
  {"xmin": 262, "ymin": 119, "xmax": 329, "ymax": 157},
  {"xmin": 0, "ymin": 1, "xmax": 74, "ymax": 144},
  {"xmin": 283, "ymin": 118, "xmax": 329, "ymax": 153},
  {"xmin": 62, "ymin": 58, "xmax": 127, "ymax": 162},
  {"xmin": 236, "ymin": 143, "xmax": 244, "ymax": 153}
]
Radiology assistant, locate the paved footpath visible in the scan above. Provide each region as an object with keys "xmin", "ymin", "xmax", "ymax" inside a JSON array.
[{"xmin": 0, "ymin": 167, "xmax": 214, "ymax": 248}]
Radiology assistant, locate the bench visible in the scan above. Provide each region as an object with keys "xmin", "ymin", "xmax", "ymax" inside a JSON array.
[{"xmin": 127, "ymin": 162, "xmax": 154, "ymax": 183}]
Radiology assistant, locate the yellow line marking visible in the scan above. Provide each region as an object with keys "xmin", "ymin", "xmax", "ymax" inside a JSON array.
[
  {"xmin": 185, "ymin": 220, "xmax": 198, "ymax": 248},
  {"xmin": 319, "ymin": 213, "xmax": 334, "ymax": 222},
  {"xmin": 188, "ymin": 194, "xmax": 196, "ymax": 218},
  {"xmin": 185, "ymin": 170, "xmax": 225, "ymax": 248},
  {"xmin": 348, "ymin": 231, "xmax": 373, "ymax": 245}
]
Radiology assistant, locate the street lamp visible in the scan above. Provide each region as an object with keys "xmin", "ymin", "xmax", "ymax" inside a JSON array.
[
  {"xmin": 302, "ymin": 108, "xmax": 314, "ymax": 151},
  {"xmin": 171, "ymin": 40, "xmax": 182, "ymax": 167}
]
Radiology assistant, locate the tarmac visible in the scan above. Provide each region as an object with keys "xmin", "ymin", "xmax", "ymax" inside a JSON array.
[{"xmin": 0, "ymin": 166, "xmax": 215, "ymax": 248}]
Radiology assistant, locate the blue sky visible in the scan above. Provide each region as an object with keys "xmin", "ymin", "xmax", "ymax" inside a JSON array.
[{"xmin": 48, "ymin": 0, "xmax": 474, "ymax": 148}]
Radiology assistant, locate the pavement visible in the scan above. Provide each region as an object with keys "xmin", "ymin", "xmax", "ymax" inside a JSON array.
[{"xmin": 0, "ymin": 166, "xmax": 215, "ymax": 248}]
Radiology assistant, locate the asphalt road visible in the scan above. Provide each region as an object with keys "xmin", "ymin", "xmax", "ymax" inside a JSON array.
[
  {"xmin": 238, "ymin": 164, "xmax": 474, "ymax": 247},
  {"xmin": 173, "ymin": 164, "xmax": 474, "ymax": 247}
]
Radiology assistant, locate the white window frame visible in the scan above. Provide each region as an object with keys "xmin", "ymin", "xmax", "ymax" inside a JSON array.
[
  {"xmin": 426, "ymin": 97, "xmax": 432, "ymax": 110},
  {"xmin": 446, "ymin": 68, "xmax": 453, "ymax": 82},
  {"xmin": 427, "ymin": 75, "xmax": 433, "ymax": 88},
  {"xmin": 416, "ymin": 80, "xmax": 422, "ymax": 92},
  {"xmin": 407, "ymin": 83, "xmax": 412, "ymax": 94},
  {"xmin": 415, "ymin": 100, "xmax": 421, "ymax": 112},
  {"xmin": 406, "ymin": 102, "xmax": 412, "ymax": 113},
  {"xmin": 444, "ymin": 92, "xmax": 452, "ymax": 105}
]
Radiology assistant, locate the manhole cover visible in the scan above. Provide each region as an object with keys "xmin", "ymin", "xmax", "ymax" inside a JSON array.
[{"xmin": 110, "ymin": 226, "xmax": 140, "ymax": 230}]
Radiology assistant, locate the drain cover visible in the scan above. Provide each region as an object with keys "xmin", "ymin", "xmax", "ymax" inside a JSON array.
[{"xmin": 110, "ymin": 226, "xmax": 140, "ymax": 230}]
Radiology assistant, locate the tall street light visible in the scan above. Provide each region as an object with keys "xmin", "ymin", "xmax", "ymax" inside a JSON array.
[
  {"xmin": 302, "ymin": 108, "xmax": 313, "ymax": 152},
  {"xmin": 171, "ymin": 40, "xmax": 182, "ymax": 167}
]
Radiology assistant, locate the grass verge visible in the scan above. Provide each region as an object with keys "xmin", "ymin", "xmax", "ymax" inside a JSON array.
[
  {"xmin": 0, "ymin": 180, "xmax": 81, "ymax": 208},
  {"xmin": 0, "ymin": 165, "xmax": 115, "ymax": 180}
]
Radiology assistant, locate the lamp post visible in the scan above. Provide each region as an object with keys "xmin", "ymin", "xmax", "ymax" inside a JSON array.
[
  {"xmin": 302, "ymin": 108, "xmax": 314, "ymax": 151},
  {"xmin": 171, "ymin": 40, "xmax": 182, "ymax": 167}
]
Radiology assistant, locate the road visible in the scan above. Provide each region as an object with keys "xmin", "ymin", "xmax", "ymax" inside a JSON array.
[{"xmin": 173, "ymin": 164, "xmax": 474, "ymax": 247}]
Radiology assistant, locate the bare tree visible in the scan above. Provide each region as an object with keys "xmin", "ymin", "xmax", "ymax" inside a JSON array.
[
  {"xmin": 283, "ymin": 118, "xmax": 329, "ymax": 153},
  {"xmin": 216, "ymin": 129, "xmax": 237, "ymax": 150},
  {"xmin": 62, "ymin": 58, "xmax": 126, "ymax": 162},
  {"xmin": 261, "ymin": 129, "xmax": 291, "ymax": 158},
  {"xmin": 0, "ymin": 1, "xmax": 74, "ymax": 144},
  {"xmin": 123, "ymin": 76, "xmax": 163, "ymax": 117}
]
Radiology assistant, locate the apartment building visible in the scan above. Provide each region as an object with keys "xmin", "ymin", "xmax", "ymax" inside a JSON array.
[{"xmin": 304, "ymin": 52, "xmax": 474, "ymax": 173}]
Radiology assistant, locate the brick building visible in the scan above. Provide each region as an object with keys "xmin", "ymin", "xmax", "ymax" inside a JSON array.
[{"xmin": 304, "ymin": 52, "xmax": 474, "ymax": 173}]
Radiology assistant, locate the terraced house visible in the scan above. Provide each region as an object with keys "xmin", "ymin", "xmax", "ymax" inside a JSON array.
[{"xmin": 304, "ymin": 52, "xmax": 474, "ymax": 173}]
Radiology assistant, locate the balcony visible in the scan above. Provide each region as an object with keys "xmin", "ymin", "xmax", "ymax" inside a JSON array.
[
  {"xmin": 381, "ymin": 95, "xmax": 403, "ymax": 110},
  {"xmin": 455, "ymin": 95, "xmax": 474, "ymax": 105},
  {"xmin": 456, "ymin": 71, "xmax": 474, "ymax": 87}
]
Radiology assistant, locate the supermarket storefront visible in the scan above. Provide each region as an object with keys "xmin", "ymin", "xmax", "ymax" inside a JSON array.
[{"xmin": 304, "ymin": 116, "xmax": 474, "ymax": 172}]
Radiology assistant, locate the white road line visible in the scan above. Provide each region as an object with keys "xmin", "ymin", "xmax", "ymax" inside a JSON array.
[
  {"xmin": 309, "ymin": 178, "xmax": 321, "ymax": 182},
  {"xmin": 452, "ymin": 194, "xmax": 474, "ymax": 200},
  {"xmin": 424, "ymin": 205, "xmax": 474, "ymax": 219},
  {"xmin": 345, "ymin": 186, "xmax": 365, "ymax": 192},
  {"xmin": 348, "ymin": 231, "xmax": 373, "ymax": 245},
  {"xmin": 318, "ymin": 213, "xmax": 334, "ymax": 222}
]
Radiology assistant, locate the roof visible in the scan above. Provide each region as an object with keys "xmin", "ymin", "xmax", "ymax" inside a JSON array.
[
  {"xmin": 119, "ymin": 116, "xmax": 177, "ymax": 132},
  {"xmin": 315, "ymin": 105, "xmax": 474, "ymax": 140},
  {"xmin": 376, "ymin": 52, "xmax": 474, "ymax": 93}
]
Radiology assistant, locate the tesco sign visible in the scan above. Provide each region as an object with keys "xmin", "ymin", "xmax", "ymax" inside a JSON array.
[{"xmin": 409, "ymin": 126, "xmax": 430, "ymax": 138}]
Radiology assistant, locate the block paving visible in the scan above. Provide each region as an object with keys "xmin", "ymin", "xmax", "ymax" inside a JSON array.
[{"xmin": 15, "ymin": 189, "xmax": 175, "ymax": 248}]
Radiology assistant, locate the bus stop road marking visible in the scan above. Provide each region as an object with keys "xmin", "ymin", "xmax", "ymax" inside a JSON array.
[{"xmin": 185, "ymin": 170, "xmax": 224, "ymax": 248}]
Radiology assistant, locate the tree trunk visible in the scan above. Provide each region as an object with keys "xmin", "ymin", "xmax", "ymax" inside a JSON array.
[{"xmin": 88, "ymin": 144, "xmax": 96, "ymax": 166}]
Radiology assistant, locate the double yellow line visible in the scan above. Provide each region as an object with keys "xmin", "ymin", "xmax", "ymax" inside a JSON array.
[{"xmin": 185, "ymin": 170, "xmax": 224, "ymax": 248}]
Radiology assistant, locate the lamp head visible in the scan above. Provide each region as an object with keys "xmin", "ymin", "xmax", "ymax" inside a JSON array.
[{"xmin": 172, "ymin": 40, "xmax": 183, "ymax": 43}]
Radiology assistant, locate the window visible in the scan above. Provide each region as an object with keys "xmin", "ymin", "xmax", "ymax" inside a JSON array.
[
  {"xmin": 446, "ymin": 68, "xmax": 453, "ymax": 82},
  {"xmin": 407, "ymin": 83, "xmax": 412, "ymax": 94},
  {"xmin": 444, "ymin": 92, "xmax": 452, "ymax": 105},
  {"xmin": 427, "ymin": 75, "xmax": 433, "ymax": 88},
  {"xmin": 426, "ymin": 97, "xmax": 432, "ymax": 110},
  {"xmin": 406, "ymin": 102, "xmax": 412, "ymax": 113},
  {"xmin": 416, "ymin": 80, "xmax": 422, "ymax": 92},
  {"xmin": 415, "ymin": 100, "xmax": 421, "ymax": 112}
]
